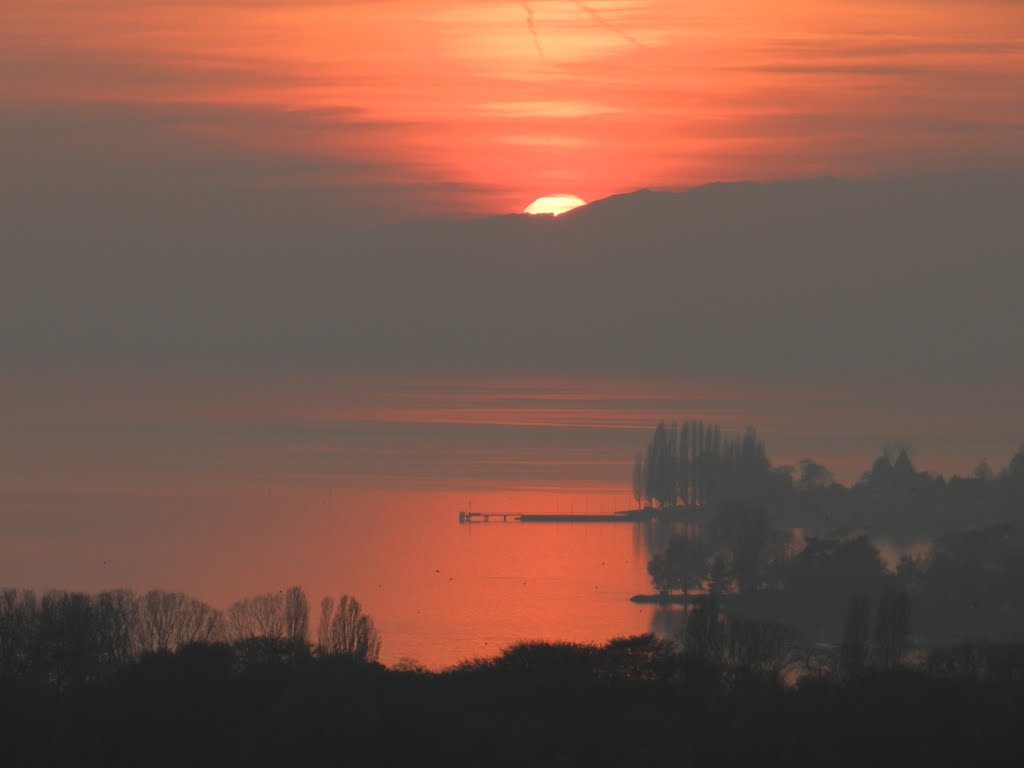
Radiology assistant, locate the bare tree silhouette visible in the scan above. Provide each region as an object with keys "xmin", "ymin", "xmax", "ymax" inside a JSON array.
[
  {"xmin": 873, "ymin": 588, "xmax": 911, "ymax": 671},
  {"xmin": 840, "ymin": 594, "xmax": 871, "ymax": 677},
  {"xmin": 318, "ymin": 595, "xmax": 382, "ymax": 662},
  {"xmin": 138, "ymin": 590, "xmax": 223, "ymax": 653}
]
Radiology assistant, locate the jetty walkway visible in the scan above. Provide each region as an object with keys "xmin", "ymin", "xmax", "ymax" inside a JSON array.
[{"xmin": 458, "ymin": 507, "xmax": 703, "ymax": 525}]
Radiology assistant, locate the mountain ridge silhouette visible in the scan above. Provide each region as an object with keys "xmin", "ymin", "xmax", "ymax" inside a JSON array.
[{"xmin": 4, "ymin": 172, "xmax": 1023, "ymax": 383}]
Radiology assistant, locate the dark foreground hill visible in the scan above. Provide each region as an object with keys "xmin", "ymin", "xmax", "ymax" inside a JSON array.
[{"xmin": 5, "ymin": 637, "xmax": 1024, "ymax": 768}]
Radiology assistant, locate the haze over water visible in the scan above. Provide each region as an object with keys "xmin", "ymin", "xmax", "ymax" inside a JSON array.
[{"xmin": 5, "ymin": 372, "xmax": 1021, "ymax": 667}]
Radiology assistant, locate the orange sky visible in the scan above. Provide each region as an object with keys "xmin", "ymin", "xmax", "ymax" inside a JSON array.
[{"xmin": 5, "ymin": 0, "xmax": 1024, "ymax": 219}]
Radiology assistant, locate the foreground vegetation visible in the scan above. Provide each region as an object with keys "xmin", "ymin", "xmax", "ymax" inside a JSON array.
[
  {"xmin": 3, "ymin": 626, "xmax": 1024, "ymax": 767},
  {"xmin": 0, "ymin": 586, "xmax": 381, "ymax": 695},
  {"xmin": 4, "ymin": 557, "xmax": 1024, "ymax": 766}
]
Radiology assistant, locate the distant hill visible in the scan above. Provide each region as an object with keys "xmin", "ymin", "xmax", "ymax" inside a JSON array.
[{"xmin": 5, "ymin": 172, "xmax": 1023, "ymax": 384}]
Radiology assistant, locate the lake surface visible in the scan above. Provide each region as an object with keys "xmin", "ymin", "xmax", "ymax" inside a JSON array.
[
  {"xmin": 3, "ymin": 372, "xmax": 1022, "ymax": 667},
  {"xmin": 4, "ymin": 486, "xmax": 655, "ymax": 668}
]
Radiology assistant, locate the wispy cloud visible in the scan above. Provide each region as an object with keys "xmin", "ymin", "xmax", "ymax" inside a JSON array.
[
  {"xmin": 569, "ymin": 1, "xmax": 643, "ymax": 47},
  {"xmin": 4, "ymin": 0, "xmax": 1024, "ymax": 216},
  {"xmin": 522, "ymin": 2, "xmax": 545, "ymax": 58}
]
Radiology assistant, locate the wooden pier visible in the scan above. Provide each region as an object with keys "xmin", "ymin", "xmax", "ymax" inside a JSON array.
[
  {"xmin": 458, "ymin": 507, "xmax": 704, "ymax": 525},
  {"xmin": 458, "ymin": 511, "xmax": 521, "ymax": 523}
]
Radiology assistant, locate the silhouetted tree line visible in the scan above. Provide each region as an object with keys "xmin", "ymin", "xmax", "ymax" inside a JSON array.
[
  {"xmin": 4, "ymin": 625, "xmax": 1024, "ymax": 767},
  {"xmin": 634, "ymin": 423, "xmax": 1024, "ymax": 644},
  {"xmin": 633, "ymin": 421, "xmax": 791, "ymax": 509},
  {"xmin": 647, "ymin": 509, "xmax": 1024, "ymax": 655},
  {"xmin": 0, "ymin": 586, "xmax": 380, "ymax": 694},
  {"xmin": 647, "ymin": 502, "xmax": 794, "ymax": 596},
  {"xmin": 632, "ymin": 422, "xmax": 1024, "ymax": 534}
]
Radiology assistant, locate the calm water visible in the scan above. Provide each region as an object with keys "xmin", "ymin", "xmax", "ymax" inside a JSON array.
[
  {"xmin": 0, "ymin": 483, "xmax": 940, "ymax": 669},
  {"xmin": 3, "ymin": 372, "xmax": 1021, "ymax": 667},
  {"xmin": 3, "ymin": 487, "xmax": 654, "ymax": 669}
]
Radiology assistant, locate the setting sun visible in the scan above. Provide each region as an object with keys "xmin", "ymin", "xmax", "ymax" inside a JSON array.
[{"xmin": 524, "ymin": 194, "xmax": 587, "ymax": 216}]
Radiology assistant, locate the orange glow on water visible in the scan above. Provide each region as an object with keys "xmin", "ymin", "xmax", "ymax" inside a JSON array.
[
  {"xmin": 4, "ymin": 371, "xmax": 1024, "ymax": 666},
  {"xmin": 1, "ymin": 483, "xmax": 655, "ymax": 669}
]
